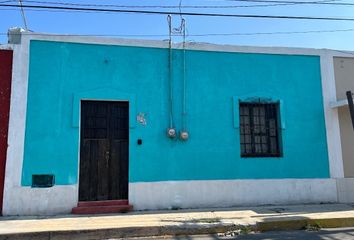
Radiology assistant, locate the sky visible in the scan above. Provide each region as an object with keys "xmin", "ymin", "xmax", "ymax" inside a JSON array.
[{"xmin": 1, "ymin": 0, "xmax": 354, "ymax": 50}]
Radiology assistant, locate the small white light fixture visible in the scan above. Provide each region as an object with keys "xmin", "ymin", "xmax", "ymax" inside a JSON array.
[
  {"xmin": 179, "ymin": 131, "xmax": 189, "ymax": 141},
  {"xmin": 167, "ymin": 128, "xmax": 176, "ymax": 138}
]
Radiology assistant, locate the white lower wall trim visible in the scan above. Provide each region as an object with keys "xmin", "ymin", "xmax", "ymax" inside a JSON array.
[
  {"xmin": 337, "ymin": 178, "xmax": 354, "ymax": 203},
  {"xmin": 3, "ymin": 179, "xmax": 338, "ymax": 215},
  {"xmin": 129, "ymin": 179, "xmax": 338, "ymax": 210},
  {"xmin": 2, "ymin": 185, "xmax": 78, "ymax": 216}
]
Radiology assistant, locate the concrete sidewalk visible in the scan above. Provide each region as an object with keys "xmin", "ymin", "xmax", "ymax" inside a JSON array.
[{"xmin": 2, "ymin": 203, "xmax": 354, "ymax": 239}]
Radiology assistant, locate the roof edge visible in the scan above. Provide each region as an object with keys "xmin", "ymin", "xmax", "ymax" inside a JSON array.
[{"xmin": 11, "ymin": 31, "xmax": 354, "ymax": 57}]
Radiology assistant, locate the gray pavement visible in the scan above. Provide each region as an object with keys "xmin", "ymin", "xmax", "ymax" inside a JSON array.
[
  {"xmin": 3, "ymin": 204, "xmax": 354, "ymax": 239},
  {"xmin": 121, "ymin": 227, "xmax": 354, "ymax": 240}
]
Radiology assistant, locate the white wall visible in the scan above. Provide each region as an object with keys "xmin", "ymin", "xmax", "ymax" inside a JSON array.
[
  {"xmin": 130, "ymin": 179, "xmax": 338, "ymax": 210},
  {"xmin": 2, "ymin": 35, "xmax": 79, "ymax": 215},
  {"xmin": 320, "ymin": 53, "xmax": 344, "ymax": 179}
]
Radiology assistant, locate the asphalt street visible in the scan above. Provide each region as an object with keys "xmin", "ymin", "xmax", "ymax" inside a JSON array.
[{"xmin": 120, "ymin": 227, "xmax": 354, "ymax": 240}]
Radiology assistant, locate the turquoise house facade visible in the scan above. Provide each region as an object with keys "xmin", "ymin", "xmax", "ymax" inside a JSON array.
[{"xmin": 3, "ymin": 34, "xmax": 339, "ymax": 215}]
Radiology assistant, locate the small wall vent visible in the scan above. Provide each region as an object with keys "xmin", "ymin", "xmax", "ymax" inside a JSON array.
[{"xmin": 32, "ymin": 174, "xmax": 55, "ymax": 188}]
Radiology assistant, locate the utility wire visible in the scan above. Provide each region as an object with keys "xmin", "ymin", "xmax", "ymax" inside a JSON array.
[
  {"xmin": 18, "ymin": 0, "xmax": 28, "ymax": 29},
  {"xmin": 226, "ymin": 0, "xmax": 354, "ymax": 5},
  {"xmin": 2, "ymin": 4, "xmax": 354, "ymax": 21},
  {"xmin": 6, "ymin": 0, "xmax": 352, "ymax": 6},
  {"xmin": 333, "ymin": 49, "xmax": 354, "ymax": 56},
  {"xmin": 20, "ymin": 0, "xmax": 289, "ymax": 8},
  {"xmin": 190, "ymin": 28, "xmax": 354, "ymax": 36},
  {"xmin": 13, "ymin": 0, "xmax": 354, "ymax": 8},
  {"xmin": 2, "ymin": 28, "xmax": 354, "ymax": 37},
  {"xmin": 17, "ymin": 0, "xmax": 301, "ymax": 8},
  {"xmin": 167, "ymin": 15, "xmax": 174, "ymax": 129}
]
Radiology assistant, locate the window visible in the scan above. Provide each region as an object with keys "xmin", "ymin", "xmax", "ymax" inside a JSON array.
[{"xmin": 239, "ymin": 102, "xmax": 282, "ymax": 157}]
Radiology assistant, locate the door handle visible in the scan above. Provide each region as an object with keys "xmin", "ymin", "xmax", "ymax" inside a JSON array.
[{"xmin": 105, "ymin": 151, "xmax": 110, "ymax": 168}]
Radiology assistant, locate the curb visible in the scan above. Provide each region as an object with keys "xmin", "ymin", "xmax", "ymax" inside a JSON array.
[
  {"xmin": 2, "ymin": 217, "xmax": 354, "ymax": 239},
  {"xmin": 256, "ymin": 217, "xmax": 354, "ymax": 231},
  {"xmin": 0, "ymin": 224, "xmax": 241, "ymax": 240}
]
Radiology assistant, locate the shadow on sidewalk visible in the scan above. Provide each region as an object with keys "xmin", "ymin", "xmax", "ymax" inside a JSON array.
[{"xmin": 1, "ymin": 203, "xmax": 353, "ymax": 223}]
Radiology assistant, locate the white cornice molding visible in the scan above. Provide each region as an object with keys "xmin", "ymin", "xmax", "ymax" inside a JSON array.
[{"xmin": 17, "ymin": 32, "xmax": 354, "ymax": 57}]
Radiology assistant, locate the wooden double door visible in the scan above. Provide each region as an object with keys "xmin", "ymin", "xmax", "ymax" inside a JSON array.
[{"xmin": 79, "ymin": 101, "xmax": 129, "ymax": 201}]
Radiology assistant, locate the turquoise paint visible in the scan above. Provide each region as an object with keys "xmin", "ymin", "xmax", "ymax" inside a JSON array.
[
  {"xmin": 72, "ymin": 88, "xmax": 136, "ymax": 128},
  {"xmin": 22, "ymin": 40, "xmax": 330, "ymax": 186}
]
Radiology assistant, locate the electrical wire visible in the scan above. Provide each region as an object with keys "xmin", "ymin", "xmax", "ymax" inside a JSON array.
[
  {"xmin": 20, "ymin": 0, "xmax": 296, "ymax": 8},
  {"xmin": 18, "ymin": 0, "xmax": 28, "ymax": 29},
  {"xmin": 190, "ymin": 28, "xmax": 354, "ymax": 36},
  {"xmin": 333, "ymin": 50, "xmax": 354, "ymax": 56},
  {"xmin": 14, "ymin": 0, "xmax": 354, "ymax": 8},
  {"xmin": 181, "ymin": 19, "xmax": 187, "ymax": 132},
  {"xmin": 167, "ymin": 15, "xmax": 174, "ymax": 129},
  {"xmin": 1, "ymin": 28, "xmax": 354, "ymax": 37},
  {"xmin": 225, "ymin": 0, "xmax": 354, "ymax": 5},
  {"xmin": 2, "ymin": 4, "xmax": 354, "ymax": 21}
]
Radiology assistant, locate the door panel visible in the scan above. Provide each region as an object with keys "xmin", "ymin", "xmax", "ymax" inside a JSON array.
[
  {"xmin": 96, "ymin": 139, "xmax": 110, "ymax": 200},
  {"xmin": 79, "ymin": 139, "xmax": 91, "ymax": 201},
  {"xmin": 79, "ymin": 101, "xmax": 129, "ymax": 202},
  {"xmin": 110, "ymin": 140, "xmax": 129, "ymax": 199}
]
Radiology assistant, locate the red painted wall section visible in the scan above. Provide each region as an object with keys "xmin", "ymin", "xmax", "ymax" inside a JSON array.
[{"xmin": 0, "ymin": 50, "xmax": 13, "ymax": 215}]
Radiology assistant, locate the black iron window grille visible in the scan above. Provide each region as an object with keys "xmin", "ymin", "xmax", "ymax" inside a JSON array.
[{"xmin": 239, "ymin": 102, "xmax": 282, "ymax": 157}]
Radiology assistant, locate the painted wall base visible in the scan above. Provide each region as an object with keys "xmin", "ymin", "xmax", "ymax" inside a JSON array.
[
  {"xmin": 2, "ymin": 185, "xmax": 77, "ymax": 215},
  {"xmin": 130, "ymin": 179, "xmax": 337, "ymax": 211},
  {"xmin": 2, "ymin": 179, "xmax": 338, "ymax": 215},
  {"xmin": 337, "ymin": 178, "xmax": 354, "ymax": 203}
]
